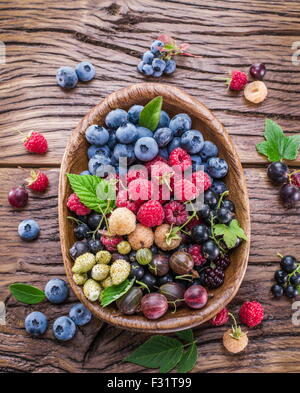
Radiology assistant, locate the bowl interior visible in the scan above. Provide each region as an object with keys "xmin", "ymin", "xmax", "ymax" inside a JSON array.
[{"xmin": 59, "ymin": 83, "xmax": 250, "ymax": 333}]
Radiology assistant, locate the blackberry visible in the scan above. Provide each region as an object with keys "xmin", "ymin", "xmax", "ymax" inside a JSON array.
[
  {"xmin": 214, "ymin": 254, "xmax": 230, "ymax": 271},
  {"xmin": 202, "ymin": 267, "xmax": 225, "ymax": 289}
]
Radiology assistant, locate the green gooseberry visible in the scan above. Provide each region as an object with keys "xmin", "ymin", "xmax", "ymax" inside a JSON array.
[{"xmin": 136, "ymin": 248, "xmax": 152, "ymax": 265}]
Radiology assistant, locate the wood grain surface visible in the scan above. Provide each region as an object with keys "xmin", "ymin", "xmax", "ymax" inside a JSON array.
[{"xmin": 1, "ymin": 0, "xmax": 300, "ymax": 373}]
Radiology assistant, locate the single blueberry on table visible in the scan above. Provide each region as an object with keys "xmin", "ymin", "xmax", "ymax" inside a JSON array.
[
  {"xmin": 142, "ymin": 51, "xmax": 155, "ymax": 65},
  {"xmin": 80, "ymin": 170, "xmax": 91, "ymax": 176},
  {"xmin": 87, "ymin": 144, "xmax": 110, "ymax": 159},
  {"xmin": 169, "ymin": 113, "xmax": 192, "ymax": 136},
  {"xmin": 18, "ymin": 219, "xmax": 40, "ymax": 241},
  {"xmin": 113, "ymin": 143, "xmax": 136, "ymax": 165},
  {"xmin": 167, "ymin": 137, "xmax": 181, "ymax": 154},
  {"xmin": 152, "ymin": 58, "xmax": 166, "ymax": 73},
  {"xmin": 207, "ymin": 157, "xmax": 229, "ymax": 179},
  {"xmin": 134, "ymin": 137, "xmax": 159, "ymax": 162},
  {"xmin": 75, "ymin": 61, "xmax": 95, "ymax": 82},
  {"xmin": 180, "ymin": 129, "xmax": 204, "ymax": 154},
  {"xmin": 199, "ymin": 141, "xmax": 218, "ymax": 161},
  {"xmin": 116, "ymin": 123, "xmax": 138, "ymax": 144},
  {"xmin": 154, "ymin": 127, "xmax": 173, "ymax": 147},
  {"xmin": 88, "ymin": 154, "xmax": 112, "ymax": 176},
  {"xmin": 25, "ymin": 311, "xmax": 48, "ymax": 337},
  {"xmin": 142, "ymin": 64, "xmax": 154, "ymax": 76},
  {"xmin": 157, "ymin": 110, "xmax": 170, "ymax": 129},
  {"xmin": 45, "ymin": 278, "xmax": 69, "ymax": 304},
  {"xmin": 105, "ymin": 109, "xmax": 128, "ymax": 129},
  {"xmin": 136, "ymin": 126, "xmax": 153, "ymax": 139},
  {"xmin": 151, "ymin": 40, "xmax": 164, "ymax": 56},
  {"xmin": 56, "ymin": 66, "xmax": 78, "ymax": 89},
  {"xmin": 53, "ymin": 316, "xmax": 76, "ymax": 341},
  {"xmin": 211, "ymin": 180, "xmax": 228, "ymax": 195},
  {"xmin": 164, "ymin": 59, "xmax": 176, "ymax": 75},
  {"xmin": 69, "ymin": 303, "xmax": 92, "ymax": 326},
  {"xmin": 85, "ymin": 125, "xmax": 109, "ymax": 146},
  {"xmin": 128, "ymin": 105, "xmax": 144, "ymax": 125}
]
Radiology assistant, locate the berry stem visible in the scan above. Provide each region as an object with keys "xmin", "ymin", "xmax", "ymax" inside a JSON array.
[
  {"xmin": 175, "ymin": 274, "xmax": 193, "ymax": 281},
  {"xmin": 135, "ymin": 280, "xmax": 150, "ymax": 293},
  {"xmin": 277, "ymin": 253, "xmax": 284, "ymax": 259},
  {"xmin": 217, "ymin": 190, "xmax": 229, "ymax": 210},
  {"xmin": 67, "ymin": 216, "xmax": 86, "ymax": 225}
]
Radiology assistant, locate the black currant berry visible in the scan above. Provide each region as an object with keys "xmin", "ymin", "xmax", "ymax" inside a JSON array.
[
  {"xmin": 271, "ymin": 284, "xmax": 283, "ymax": 298},
  {"xmin": 274, "ymin": 270, "xmax": 288, "ymax": 285},
  {"xmin": 130, "ymin": 262, "xmax": 145, "ymax": 280},
  {"xmin": 267, "ymin": 162, "xmax": 289, "ymax": 185},
  {"xmin": 221, "ymin": 199, "xmax": 235, "ymax": 212},
  {"xmin": 204, "ymin": 190, "xmax": 218, "ymax": 209},
  {"xmin": 87, "ymin": 213, "xmax": 103, "ymax": 230},
  {"xmin": 74, "ymin": 223, "xmax": 91, "ymax": 240},
  {"xmin": 284, "ymin": 285, "xmax": 298, "ymax": 299},
  {"xmin": 290, "ymin": 273, "xmax": 300, "ymax": 286},
  {"xmin": 191, "ymin": 224, "xmax": 210, "ymax": 244},
  {"xmin": 202, "ymin": 240, "xmax": 220, "ymax": 261},
  {"xmin": 280, "ymin": 255, "xmax": 297, "ymax": 273},
  {"xmin": 216, "ymin": 207, "xmax": 233, "ymax": 224},
  {"xmin": 197, "ymin": 203, "xmax": 211, "ymax": 219},
  {"xmin": 87, "ymin": 238, "xmax": 102, "ymax": 254},
  {"xmin": 280, "ymin": 184, "xmax": 300, "ymax": 207}
]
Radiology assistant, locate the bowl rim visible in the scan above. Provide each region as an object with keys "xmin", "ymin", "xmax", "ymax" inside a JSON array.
[{"xmin": 58, "ymin": 82, "xmax": 251, "ymax": 333}]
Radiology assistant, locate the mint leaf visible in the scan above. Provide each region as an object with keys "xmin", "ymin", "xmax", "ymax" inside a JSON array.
[
  {"xmin": 124, "ymin": 336, "xmax": 183, "ymax": 373},
  {"xmin": 100, "ymin": 279, "xmax": 134, "ymax": 307},
  {"xmin": 139, "ymin": 96, "xmax": 163, "ymax": 131},
  {"xmin": 177, "ymin": 343, "xmax": 197, "ymax": 373},
  {"xmin": 213, "ymin": 219, "xmax": 247, "ymax": 249},
  {"xmin": 256, "ymin": 119, "xmax": 300, "ymax": 162},
  {"xmin": 67, "ymin": 174, "xmax": 115, "ymax": 213},
  {"xmin": 176, "ymin": 329, "xmax": 194, "ymax": 343},
  {"xmin": 9, "ymin": 283, "xmax": 45, "ymax": 304}
]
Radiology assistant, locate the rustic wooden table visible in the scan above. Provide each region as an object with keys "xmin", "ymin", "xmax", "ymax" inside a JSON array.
[{"xmin": 1, "ymin": 0, "xmax": 300, "ymax": 373}]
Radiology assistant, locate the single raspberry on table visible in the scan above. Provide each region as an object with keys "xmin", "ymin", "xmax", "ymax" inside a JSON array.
[
  {"xmin": 23, "ymin": 131, "xmax": 48, "ymax": 154},
  {"xmin": 192, "ymin": 171, "xmax": 212, "ymax": 192},
  {"xmin": 210, "ymin": 308, "xmax": 229, "ymax": 326},
  {"xmin": 226, "ymin": 70, "xmax": 248, "ymax": 91},
  {"xmin": 169, "ymin": 148, "xmax": 192, "ymax": 172},
  {"xmin": 67, "ymin": 193, "xmax": 91, "ymax": 216},
  {"xmin": 239, "ymin": 301, "xmax": 264, "ymax": 327},
  {"xmin": 128, "ymin": 178, "xmax": 152, "ymax": 202},
  {"xmin": 164, "ymin": 201, "xmax": 188, "ymax": 225},
  {"xmin": 202, "ymin": 267, "xmax": 225, "ymax": 289},
  {"xmin": 26, "ymin": 170, "xmax": 49, "ymax": 192},
  {"xmin": 188, "ymin": 244, "xmax": 206, "ymax": 266},
  {"xmin": 173, "ymin": 179, "xmax": 199, "ymax": 202},
  {"xmin": 137, "ymin": 200, "xmax": 165, "ymax": 227},
  {"xmin": 214, "ymin": 254, "xmax": 231, "ymax": 271},
  {"xmin": 101, "ymin": 234, "xmax": 123, "ymax": 252}
]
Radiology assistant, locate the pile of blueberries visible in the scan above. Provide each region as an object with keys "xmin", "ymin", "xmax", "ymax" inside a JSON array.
[
  {"xmin": 271, "ymin": 255, "xmax": 300, "ymax": 299},
  {"xmin": 24, "ymin": 278, "xmax": 92, "ymax": 341},
  {"xmin": 137, "ymin": 39, "xmax": 176, "ymax": 77}
]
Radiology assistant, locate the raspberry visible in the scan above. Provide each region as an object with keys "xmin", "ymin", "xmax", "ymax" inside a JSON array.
[
  {"xmin": 126, "ymin": 167, "xmax": 147, "ymax": 185},
  {"xmin": 202, "ymin": 267, "xmax": 224, "ymax": 289},
  {"xmin": 23, "ymin": 131, "xmax": 48, "ymax": 154},
  {"xmin": 101, "ymin": 234, "xmax": 123, "ymax": 252},
  {"xmin": 188, "ymin": 244, "xmax": 206, "ymax": 266},
  {"xmin": 239, "ymin": 301, "xmax": 264, "ymax": 327},
  {"xmin": 210, "ymin": 308, "xmax": 229, "ymax": 326},
  {"xmin": 150, "ymin": 162, "xmax": 174, "ymax": 184},
  {"xmin": 173, "ymin": 179, "xmax": 199, "ymax": 202},
  {"xmin": 116, "ymin": 189, "xmax": 141, "ymax": 213},
  {"xmin": 67, "ymin": 193, "xmax": 91, "ymax": 216},
  {"xmin": 169, "ymin": 148, "xmax": 192, "ymax": 172},
  {"xmin": 214, "ymin": 254, "xmax": 230, "ymax": 271},
  {"xmin": 128, "ymin": 178, "xmax": 152, "ymax": 202},
  {"xmin": 145, "ymin": 156, "xmax": 168, "ymax": 175},
  {"xmin": 164, "ymin": 201, "xmax": 188, "ymax": 225},
  {"xmin": 137, "ymin": 200, "xmax": 165, "ymax": 227},
  {"xmin": 227, "ymin": 70, "xmax": 248, "ymax": 91},
  {"xmin": 192, "ymin": 171, "xmax": 212, "ymax": 192},
  {"xmin": 291, "ymin": 172, "xmax": 300, "ymax": 188},
  {"xmin": 26, "ymin": 170, "xmax": 49, "ymax": 192}
]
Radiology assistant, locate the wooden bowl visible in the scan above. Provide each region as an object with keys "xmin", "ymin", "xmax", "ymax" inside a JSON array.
[{"xmin": 59, "ymin": 83, "xmax": 250, "ymax": 333}]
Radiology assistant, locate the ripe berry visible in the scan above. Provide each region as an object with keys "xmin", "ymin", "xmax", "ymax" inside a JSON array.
[
  {"xmin": 74, "ymin": 224, "xmax": 91, "ymax": 240},
  {"xmin": 290, "ymin": 273, "xmax": 300, "ymax": 286},
  {"xmin": 184, "ymin": 285, "xmax": 208, "ymax": 309},
  {"xmin": 284, "ymin": 285, "xmax": 298, "ymax": 299},
  {"xmin": 141, "ymin": 293, "xmax": 168, "ymax": 320},
  {"xmin": 198, "ymin": 203, "xmax": 211, "ymax": 219},
  {"xmin": 202, "ymin": 240, "xmax": 220, "ymax": 261},
  {"xmin": 26, "ymin": 170, "xmax": 49, "ymax": 192},
  {"xmin": 158, "ymin": 273, "xmax": 173, "ymax": 286},
  {"xmin": 210, "ymin": 308, "xmax": 229, "ymax": 326},
  {"xmin": 226, "ymin": 70, "xmax": 248, "ymax": 91},
  {"xmin": 216, "ymin": 207, "xmax": 233, "ymax": 224},
  {"xmin": 221, "ymin": 199, "xmax": 235, "ymax": 212},
  {"xmin": 204, "ymin": 190, "xmax": 218, "ymax": 208},
  {"xmin": 87, "ymin": 213, "xmax": 103, "ymax": 230},
  {"xmin": 280, "ymin": 184, "xmax": 300, "ymax": 207},
  {"xmin": 271, "ymin": 284, "xmax": 283, "ymax": 298},
  {"xmin": 159, "ymin": 282, "xmax": 185, "ymax": 309},
  {"xmin": 249, "ymin": 63, "xmax": 266, "ymax": 80},
  {"xmin": 164, "ymin": 201, "xmax": 188, "ymax": 225},
  {"xmin": 188, "ymin": 244, "xmax": 206, "ymax": 266},
  {"xmin": 140, "ymin": 273, "xmax": 157, "ymax": 289},
  {"xmin": 191, "ymin": 224, "xmax": 210, "ymax": 244},
  {"xmin": 8, "ymin": 186, "xmax": 28, "ymax": 208},
  {"xmin": 23, "ymin": 131, "xmax": 48, "ymax": 154},
  {"xmin": 291, "ymin": 172, "xmax": 300, "ymax": 188},
  {"xmin": 87, "ymin": 238, "xmax": 102, "ymax": 254},
  {"xmin": 215, "ymin": 254, "xmax": 231, "ymax": 271},
  {"xmin": 239, "ymin": 301, "xmax": 264, "ymax": 327},
  {"xmin": 202, "ymin": 267, "xmax": 224, "ymax": 289},
  {"xmin": 274, "ymin": 270, "xmax": 288, "ymax": 285},
  {"xmin": 280, "ymin": 255, "xmax": 297, "ymax": 273},
  {"xmin": 267, "ymin": 162, "xmax": 289, "ymax": 185},
  {"xmin": 168, "ymin": 147, "xmax": 192, "ymax": 171},
  {"xmin": 130, "ymin": 262, "xmax": 145, "ymax": 280}
]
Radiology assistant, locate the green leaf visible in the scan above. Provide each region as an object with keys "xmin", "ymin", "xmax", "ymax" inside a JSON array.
[
  {"xmin": 176, "ymin": 329, "xmax": 194, "ymax": 343},
  {"xmin": 124, "ymin": 336, "xmax": 183, "ymax": 373},
  {"xmin": 177, "ymin": 343, "xmax": 197, "ymax": 373},
  {"xmin": 9, "ymin": 283, "xmax": 45, "ymax": 304},
  {"xmin": 100, "ymin": 279, "xmax": 134, "ymax": 307},
  {"xmin": 67, "ymin": 174, "xmax": 115, "ymax": 213},
  {"xmin": 256, "ymin": 119, "xmax": 300, "ymax": 162},
  {"xmin": 213, "ymin": 219, "xmax": 247, "ymax": 249},
  {"xmin": 139, "ymin": 96, "xmax": 163, "ymax": 131}
]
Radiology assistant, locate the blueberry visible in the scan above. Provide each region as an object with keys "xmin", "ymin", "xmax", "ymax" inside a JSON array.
[
  {"xmin": 87, "ymin": 145, "xmax": 110, "ymax": 159},
  {"xmin": 74, "ymin": 223, "xmax": 91, "ymax": 240},
  {"xmin": 128, "ymin": 105, "xmax": 144, "ymax": 124},
  {"xmin": 169, "ymin": 113, "xmax": 192, "ymax": 136},
  {"xmin": 75, "ymin": 61, "xmax": 95, "ymax": 82},
  {"xmin": 153, "ymin": 127, "xmax": 173, "ymax": 147},
  {"xmin": 86, "ymin": 125, "xmax": 109, "ymax": 146},
  {"xmin": 106, "ymin": 130, "xmax": 117, "ymax": 150},
  {"xmin": 113, "ymin": 144, "xmax": 136, "ymax": 165},
  {"xmin": 152, "ymin": 58, "xmax": 166, "ymax": 73},
  {"xmin": 56, "ymin": 66, "xmax": 78, "ymax": 89},
  {"xmin": 150, "ymin": 40, "xmax": 164, "ymax": 55},
  {"xmin": 134, "ymin": 137, "xmax": 159, "ymax": 161},
  {"xmin": 159, "ymin": 148, "xmax": 169, "ymax": 160},
  {"xmin": 87, "ymin": 238, "xmax": 102, "ymax": 254},
  {"xmin": 180, "ymin": 129, "xmax": 204, "ymax": 154},
  {"xmin": 153, "ymin": 70, "xmax": 163, "ymax": 78},
  {"xmin": 211, "ymin": 180, "xmax": 228, "ymax": 195},
  {"xmin": 88, "ymin": 154, "xmax": 112, "ymax": 176},
  {"xmin": 167, "ymin": 137, "xmax": 181, "ymax": 154},
  {"xmin": 18, "ymin": 219, "xmax": 40, "ymax": 241},
  {"xmin": 87, "ymin": 213, "xmax": 103, "ymax": 230},
  {"xmin": 136, "ymin": 126, "xmax": 153, "ymax": 138},
  {"xmin": 25, "ymin": 311, "xmax": 48, "ymax": 337},
  {"xmin": 69, "ymin": 303, "xmax": 92, "ymax": 326},
  {"xmin": 207, "ymin": 157, "xmax": 228, "ymax": 179},
  {"xmin": 142, "ymin": 51, "xmax": 155, "ymax": 65},
  {"xmin": 116, "ymin": 123, "xmax": 138, "ymax": 144},
  {"xmin": 142, "ymin": 64, "xmax": 154, "ymax": 76},
  {"xmin": 157, "ymin": 110, "xmax": 170, "ymax": 129},
  {"xmin": 53, "ymin": 316, "xmax": 76, "ymax": 341},
  {"xmin": 69, "ymin": 240, "xmax": 88, "ymax": 260},
  {"xmin": 137, "ymin": 61, "xmax": 145, "ymax": 74},
  {"xmin": 190, "ymin": 155, "xmax": 203, "ymax": 171},
  {"xmin": 199, "ymin": 141, "xmax": 218, "ymax": 161},
  {"xmin": 80, "ymin": 170, "xmax": 91, "ymax": 175},
  {"xmin": 105, "ymin": 109, "xmax": 128, "ymax": 129},
  {"xmin": 164, "ymin": 59, "xmax": 176, "ymax": 75},
  {"xmin": 45, "ymin": 278, "xmax": 69, "ymax": 304}
]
